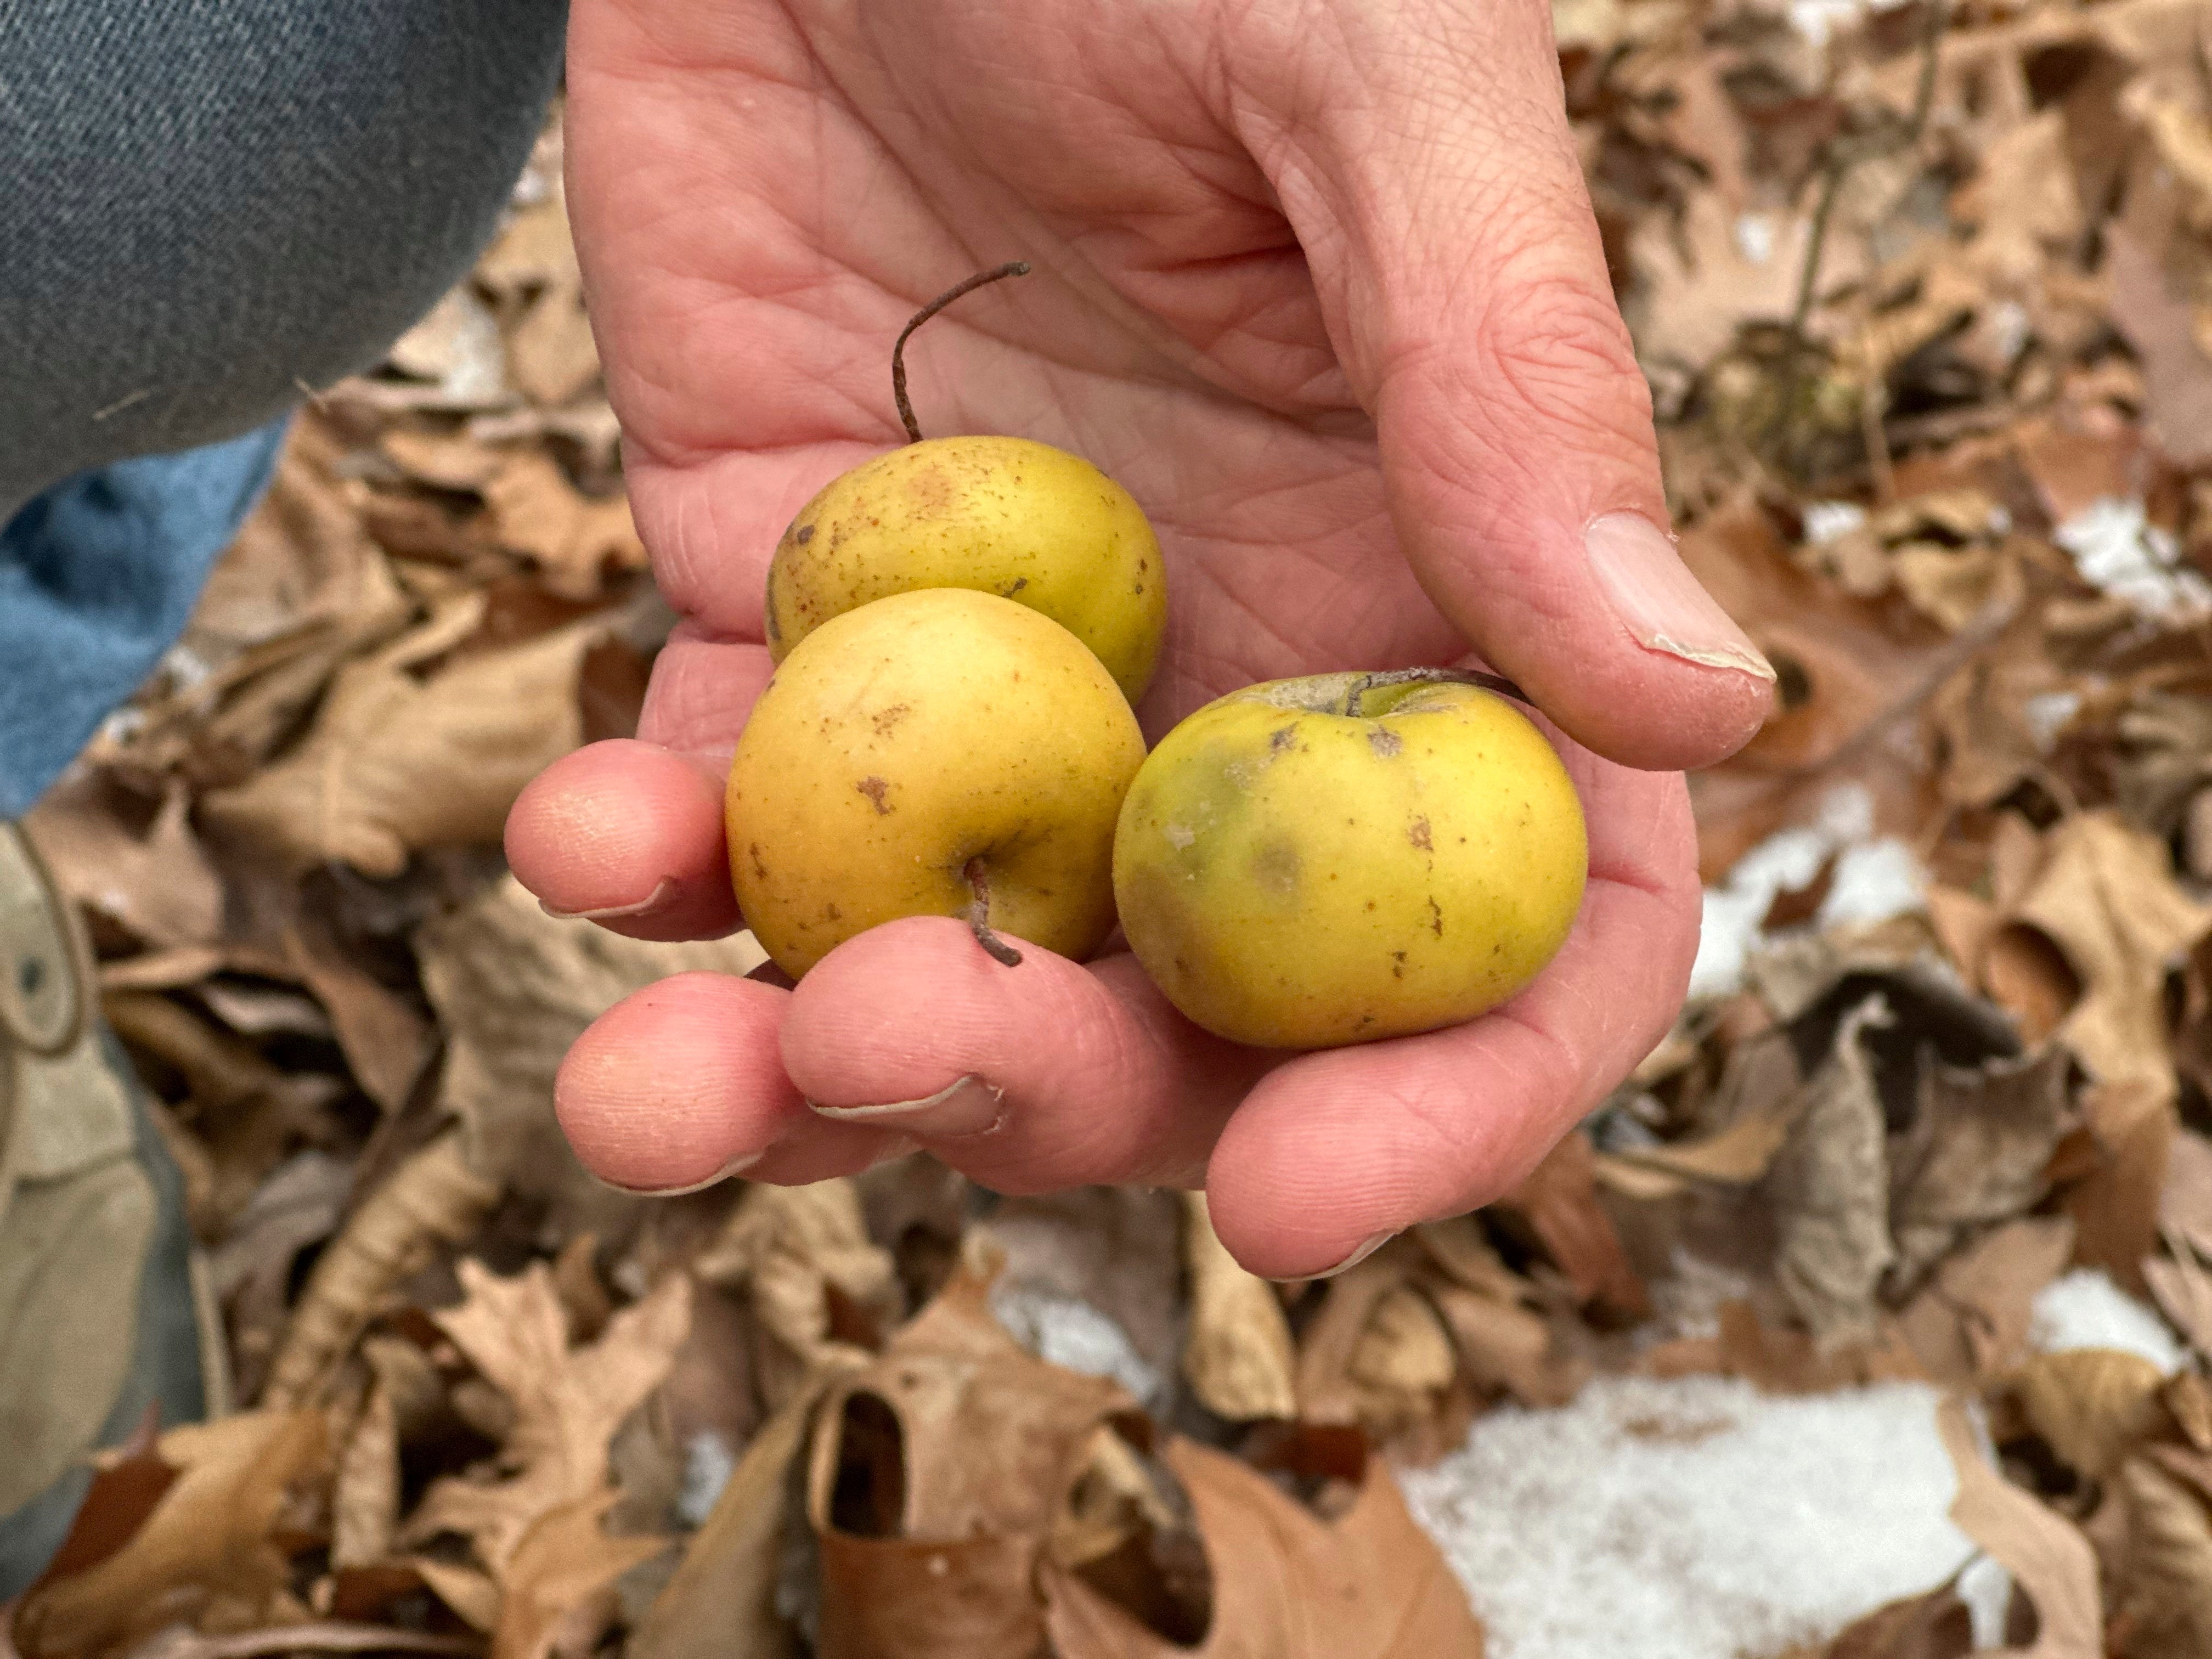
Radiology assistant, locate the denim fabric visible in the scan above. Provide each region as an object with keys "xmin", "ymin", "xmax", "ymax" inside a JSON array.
[
  {"xmin": 0, "ymin": 0, "xmax": 567, "ymax": 811},
  {"xmin": 0, "ymin": 425, "xmax": 285, "ymax": 816}
]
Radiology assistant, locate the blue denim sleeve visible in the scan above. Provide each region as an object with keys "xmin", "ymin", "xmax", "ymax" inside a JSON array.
[{"xmin": 0, "ymin": 417, "xmax": 287, "ymax": 817}]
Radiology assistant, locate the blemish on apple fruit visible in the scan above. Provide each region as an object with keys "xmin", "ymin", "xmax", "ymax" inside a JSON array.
[
  {"xmin": 856, "ymin": 776, "xmax": 893, "ymax": 814},
  {"xmin": 794, "ymin": 522, "xmax": 816, "ymax": 544},
  {"xmin": 871, "ymin": 704, "xmax": 911, "ymax": 737},
  {"xmin": 1408, "ymin": 817, "xmax": 1432, "ymax": 851},
  {"xmin": 1428, "ymin": 896, "xmax": 1444, "ymax": 936},
  {"xmin": 1250, "ymin": 839, "xmax": 1301, "ymax": 894},
  {"xmin": 1368, "ymin": 728, "xmax": 1403, "ymax": 757}
]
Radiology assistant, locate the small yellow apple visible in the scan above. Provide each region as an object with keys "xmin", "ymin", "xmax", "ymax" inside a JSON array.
[
  {"xmin": 729, "ymin": 587, "xmax": 1147, "ymax": 978},
  {"xmin": 765, "ymin": 436, "xmax": 1167, "ymax": 703},
  {"xmin": 1112, "ymin": 670, "xmax": 1587, "ymax": 1048}
]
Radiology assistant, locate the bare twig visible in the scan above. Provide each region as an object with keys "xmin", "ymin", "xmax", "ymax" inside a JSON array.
[{"xmin": 1789, "ymin": 0, "xmax": 1950, "ymax": 340}]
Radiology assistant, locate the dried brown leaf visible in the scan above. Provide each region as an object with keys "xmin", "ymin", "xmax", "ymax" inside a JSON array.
[
  {"xmin": 402, "ymin": 1261, "xmax": 690, "ymax": 1576},
  {"xmin": 628, "ymin": 1378, "xmax": 831, "ymax": 1659},
  {"xmin": 2010, "ymin": 812, "xmax": 2212, "ymax": 1106},
  {"xmin": 1934, "ymin": 1397, "xmax": 2102, "ymax": 1658},
  {"xmin": 482, "ymin": 455, "xmax": 641, "ymax": 602},
  {"xmin": 1765, "ymin": 996, "xmax": 1895, "ymax": 1347},
  {"xmin": 202, "ymin": 597, "xmax": 599, "ymax": 877},
  {"xmin": 1178, "ymin": 1192, "xmax": 1295, "ymax": 1423},
  {"xmin": 2012, "ymin": 1348, "xmax": 2170, "ymax": 1483},
  {"xmin": 24, "ymin": 781, "xmax": 222, "ymax": 952},
  {"xmin": 1039, "ymin": 1432, "xmax": 1484, "ymax": 1658},
  {"xmin": 1495, "ymin": 1130, "xmax": 1650, "ymax": 1317},
  {"xmin": 488, "ymin": 1489, "xmax": 667, "ymax": 1659},
  {"xmin": 262, "ymin": 1132, "xmax": 498, "ymax": 1412},
  {"xmin": 805, "ymin": 1263, "xmax": 1132, "ymax": 1659},
  {"xmin": 695, "ymin": 1179, "xmax": 898, "ymax": 1411},
  {"xmin": 14, "ymin": 1412, "xmax": 328, "ymax": 1659},
  {"xmin": 2114, "ymin": 1453, "xmax": 2212, "ymax": 1659},
  {"xmin": 1887, "ymin": 1047, "xmax": 2076, "ymax": 1294},
  {"xmin": 416, "ymin": 876, "xmax": 766, "ymax": 1235},
  {"xmin": 1897, "ymin": 1217, "xmax": 2075, "ymax": 1387}
]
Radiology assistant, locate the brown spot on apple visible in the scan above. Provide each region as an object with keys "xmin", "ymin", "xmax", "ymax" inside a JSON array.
[{"xmin": 856, "ymin": 776, "xmax": 893, "ymax": 814}]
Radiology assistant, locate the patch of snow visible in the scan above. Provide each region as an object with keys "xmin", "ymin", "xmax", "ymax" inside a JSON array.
[
  {"xmin": 676, "ymin": 1430, "xmax": 737, "ymax": 1526},
  {"xmin": 2023, "ymin": 690, "xmax": 2082, "ymax": 751},
  {"xmin": 1787, "ymin": 0, "xmax": 1913, "ymax": 47},
  {"xmin": 1819, "ymin": 838, "xmax": 1926, "ymax": 930},
  {"xmin": 1400, "ymin": 1375, "xmax": 1975, "ymax": 1659},
  {"xmin": 2029, "ymin": 1268, "xmax": 2188, "ymax": 1375},
  {"xmin": 1802, "ymin": 500, "xmax": 1867, "ymax": 546},
  {"xmin": 2052, "ymin": 498, "xmax": 2212, "ymax": 619},
  {"xmin": 1689, "ymin": 784, "xmax": 1927, "ymax": 997},
  {"xmin": 1734, "ymin": 213, "xmax": 1777, "ymax": 266},
  {"xmin": 990, "ymin": 1282, "xmax": 1162, "ymax": 1406}
]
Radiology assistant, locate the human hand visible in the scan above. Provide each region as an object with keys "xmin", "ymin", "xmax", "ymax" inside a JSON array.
[{"xmin": 507, "ymin": 0, "xmax": 1773, "ymax": 1277}]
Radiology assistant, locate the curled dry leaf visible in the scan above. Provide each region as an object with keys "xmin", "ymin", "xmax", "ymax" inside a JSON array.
[
  {"xmin": 401, "ymin": 1260, "xmax": 691, "ymax": 1577},
  {"xmin": 202, "ymin": 596, "xmax": 600, "ymax": 877},
  {"xmin": 483, "ymin": 452, "xmax": 645, "ymax": 603},
  {"xmin": 695, "ymin": 1179, "xmax": 899, "ymax": 1412},
  {"xmin": 2112, "ymin": 1454, "xmax": 2212, "ymax": 1659},
  {"xmin": 628, "ymin": 1378, "xmax": 834, "ymax": 1659},
  {"xmin": 261, "ymin": 1132, "xmax": 499, "ymax": 1412},
  {"xmin": 1764, "ymin": 996, "xmax": 1895, "ymax": 1348},
  {"xmin": 2008, "ymin": 812, "xmax": 2212, "ymax": 1106},
  {"xmin": 1039, "ymin": 1429, "xmax": 1485, "ymax": 1658},
  {"xmin": 1934, "ymin": 1398, "xmax": 2102, "ymax": 1659},
  {"xmin": 804, "ymin": 1263, "xmax": 1134, "ymax": 1659},
  {"xmin": 1178, "ymin": 1191, "xmax": 1296, "ymax": 1423},
  {"xmin": 24, "ymin": 779, "xmax": 222, "ymax": 952}
]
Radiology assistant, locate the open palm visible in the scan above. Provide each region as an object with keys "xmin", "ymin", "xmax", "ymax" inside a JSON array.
[{"xmin": 508, "ymin": 0, "xmax": 1775, "ymax": 1277}]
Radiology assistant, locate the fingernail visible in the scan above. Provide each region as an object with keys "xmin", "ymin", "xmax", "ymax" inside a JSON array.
[
  {"xmin": 809, "ymin": 1075, "xmax": 1006, "ymax": 1138},
  {"xmin": 1272, "ymin": 1231, "xmax": 1396, "ymax": 1284},
  {"xmin": 1585, "ymin": 513, "xmax": 1776, "ymax": 681},
  {"xmin": 541, "ymin": 877, "xmax": 678, "ymax": 923},
  {"xmin": 599, "ymin": 1149, "xmax": 761, "ymax": 1197}
]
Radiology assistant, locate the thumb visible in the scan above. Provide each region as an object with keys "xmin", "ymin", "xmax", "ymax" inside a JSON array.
[{"xmin": 1241, "ymin": 1, "xmax": 1774, "ymax": 771}]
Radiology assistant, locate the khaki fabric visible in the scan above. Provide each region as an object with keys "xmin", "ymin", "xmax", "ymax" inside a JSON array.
[{"xmin": 0, "ymin": 824, "xmax": 156, "ymax": 1516}]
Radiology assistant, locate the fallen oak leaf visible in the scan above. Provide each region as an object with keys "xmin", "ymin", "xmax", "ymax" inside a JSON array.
[
  {"xmin": 14, "ymin": 1412, "xmax": 328, "ymax": 1659},
  {"xmin": 400, "ymin": 1260, "xmax": 691, "ymax": 1576},
  {"xmin": 489, "ymin": 1489, "xmax": 668, "ymax": 1659}
]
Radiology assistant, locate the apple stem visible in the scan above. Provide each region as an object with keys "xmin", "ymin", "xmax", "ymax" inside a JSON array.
[
  {"xmin": 1342, "ymin": 667, "xmax": 1530, "ymax": 718},
  {"xmin": 962, "ymin": 857, "xmax": 1025, "ymax": 967},
  {"xmin": 892, "ymin": 262, "xmax": 1034, "ymax": 444}
]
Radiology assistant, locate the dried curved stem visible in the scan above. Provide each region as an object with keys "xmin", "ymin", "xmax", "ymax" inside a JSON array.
[
  {"xmin": 963, "ymin": 857, "xmax": 1024, "ymax": 967},
  {"xmin": 892, "ymin": 261, "xmax": 1032, "ymax": 442}
]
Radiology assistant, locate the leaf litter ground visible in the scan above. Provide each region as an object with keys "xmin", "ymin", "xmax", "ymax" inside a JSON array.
[{"xmin": 15, "ymin": 3, "xmax": 2212, "ymax": 1652}]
